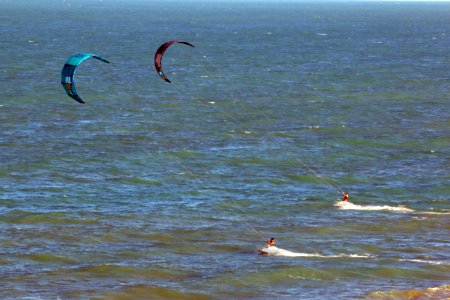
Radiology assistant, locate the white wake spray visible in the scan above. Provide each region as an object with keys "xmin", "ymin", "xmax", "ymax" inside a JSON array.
[
  {"xmin": 334, "ymin": 201, "xmax": 415, "ymax": 213},
  {"xmin": 258, "ymin": 246, "xmax": 372, "ymax": 258},
  {"xmin": 398, "ymin": 258, "xmax": 450, "ymax": 265}
]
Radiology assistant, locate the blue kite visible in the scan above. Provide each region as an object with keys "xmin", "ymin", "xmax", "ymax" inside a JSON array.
[{"xmin": 61, "ymin": 53, "xmax": 110, "ymax": 104}]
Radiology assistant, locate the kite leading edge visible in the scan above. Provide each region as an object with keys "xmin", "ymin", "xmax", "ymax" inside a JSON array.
[
  {"xmin": 154, "ymin": 40, "xmax": 195, "ymax": 83},
  {"xmin": 61, "ymin": 53, "xmax": 110, "ymax": 104}
]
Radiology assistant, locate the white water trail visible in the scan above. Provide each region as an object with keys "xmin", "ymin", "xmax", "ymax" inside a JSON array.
[
  {"xmin": 421, "ymin": 211, "xmax": 450, "ymax": 215},
  {"xmin": 258, "ymin": 246, "xmax": 373, "ymax": 258},
  {"xmin": 334, "ymin": 201, "xmax": 450, "ymax": 215},
  {"xmin": 398, "ymin": 258, "xmax": 450, "ymax": 265},
  {"xmin": 334, "ymin": 201, "xmax": 415, "ymax": 213}
]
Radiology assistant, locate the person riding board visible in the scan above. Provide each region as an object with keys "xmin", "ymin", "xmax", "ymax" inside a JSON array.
[
  {"xmin": 341, "ymin": 191, "xmax": 349, "ymax": 202},
  {"xmin": 267, "ymin": 237, "xmax": 275, "ymax": 247}
]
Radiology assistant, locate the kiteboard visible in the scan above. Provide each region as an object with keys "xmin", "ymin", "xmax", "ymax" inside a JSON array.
[
  {"xmin": 257, "ymin": 246, "xmax": 280, "ymax": 256},
  {"xmin": 257, "ymin": 249, "xmax": 269, "ymax": 255}
]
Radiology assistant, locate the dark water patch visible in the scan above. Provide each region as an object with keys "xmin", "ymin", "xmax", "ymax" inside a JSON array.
[
  {"xmin": 110, "ymin": 231, "xmax": 177, "ymax": 243},
  {"xmin": 92, "ymin": 284, "xmax": 211, "ymax": 300},
  {"xmin": 341, "ymin": 219, "xmax": 439, "ymax": 234},
  {"xmin": 267, "ymin": 131, "xmax": 297, "ymax": 138},
  {"xmin": 217, "ymin": 265, "xmax": 450, "ymax": 286},
  {"xmin": 224, "ymin": 156, "xmax": 272, "ymax": 167},
  {"xmin": 0, "ymin": 257, "xmax": 9, "ymax": 265},
  {"xmin": 370, "ymin": 267, "xmax": 449, "ymax": 280},
  {"xmin": 168, "ymin": 226, "xmax": 230, "ymax": 243},
  {"xmin": 22, "ymin": 253, "xmax": 75, "ymax": 264},
  {"xmin": 91, "ymin": 233, "xmax": 124, "ymax": 244},
  {"xmin": 210, "ymin": 243, "xmax": 244, "ymax": 253},
  {"xmin": 0, "ymin": 210, "xmax": 99, "ymax": 225},
  {"xmin": 0, "ymin": 198, "xmax": 16, "ymax": 207},
  {"xmin": 105, "ymin": 176, "xmax": 162, "ymax": 186},
  {"xmin": 215, "ymin": 199, "xmax": 252, "ymax": 210},
  {"xmin": 366, "ymin": 284, "xmax": 450, "ymax": 300},
  {"xmin": 267, "ymin": 178, "xmax": 288, "ymax": 185},
  {"xmin": 0, "ymin": 238, "xmax": 21, "ymax": 249},
  {"xmin": 48, "ymin": 264, "xmax": 198, "ymax": 281},
  {"xmin": 284, "ymin": 174, "xmax": 323, "ymax": 184},
  {"xmin": 212, "ymin": 266, "xmax": 339, "ymax": 286},
  {"xmin": 113, "ymin": 250, "xmax": 147, "ymax": 261},
  {"xmin": 360, "ymin": 244, "xmax": 391, "ymax": 254}
]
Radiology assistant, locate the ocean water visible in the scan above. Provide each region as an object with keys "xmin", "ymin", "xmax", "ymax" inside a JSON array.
[{"xmin": 1, "ymin": 0, "xmax": 449, "ymax": 299}]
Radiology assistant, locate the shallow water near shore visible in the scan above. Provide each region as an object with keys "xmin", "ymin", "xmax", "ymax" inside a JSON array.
[{"xmin": 1, "ymin": 1, "xmax": 449, "ymax": 299}]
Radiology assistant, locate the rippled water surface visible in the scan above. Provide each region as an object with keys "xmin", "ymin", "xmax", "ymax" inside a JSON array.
[{"xmin": 1, "ymin": 1, "xmax": 449, "ymax": 299}]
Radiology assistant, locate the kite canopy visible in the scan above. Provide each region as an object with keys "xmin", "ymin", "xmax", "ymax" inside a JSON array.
[
  {"xmin": 154, "ymin": 40, "xmax": 195, "ymax": 83},
  {"xmin": 61, "ymin": 53, "xmax": 110, "ymax": 104}
]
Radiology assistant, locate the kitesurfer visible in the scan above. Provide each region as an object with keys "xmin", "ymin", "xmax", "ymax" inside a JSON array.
[
  {"xmin": 267, "ymin": 237, "xmax": 275, "ymax": 247},
  {"xmin": 341, "ymin": 191, "xmax": 349, "ymax": 202}
]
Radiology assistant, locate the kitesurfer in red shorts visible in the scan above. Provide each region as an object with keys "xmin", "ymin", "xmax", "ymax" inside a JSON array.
[
  {"xmin": 341, "ymin": 191, "xmax": 349, "ymax": 202},
  {"xmin": 267, "ymin": 237, "xmax": 275, "ymax": 247}
]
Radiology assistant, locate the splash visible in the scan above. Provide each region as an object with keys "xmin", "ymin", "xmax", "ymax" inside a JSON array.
[
  {"xmin": 421, "ymin": 211, "xmax": 450, "ymax": 216},
  {"xmin": 334, "ymin": 201, "xmax": 415, "ymax": 213},
  {"xmin": 399, "ymin": 258, "xmax": 450, "ymax": 266},
  {"xmin": 258, "ymin": 246, "xmax": 372, "ymax": 258}
]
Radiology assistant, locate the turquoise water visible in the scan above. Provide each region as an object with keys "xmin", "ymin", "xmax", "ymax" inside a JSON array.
[{"xmin": 1, "ymin": 1, "xmax": 449, "ymax": 299}]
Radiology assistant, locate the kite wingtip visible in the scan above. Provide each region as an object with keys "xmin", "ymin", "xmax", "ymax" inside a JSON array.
[{"xmin": 74, "ymin": 98, "xmax": 85, "ymax": 104}]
